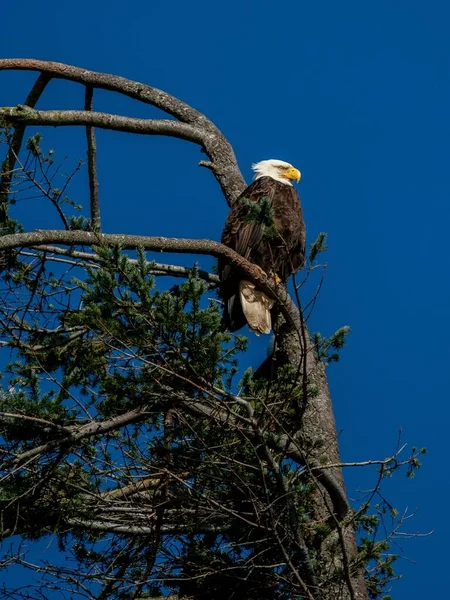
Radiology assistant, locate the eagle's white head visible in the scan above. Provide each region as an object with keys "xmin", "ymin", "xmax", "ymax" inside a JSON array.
[{"xmin": 252, "ymin": 159, "xmax": 301, "ymax": 186}]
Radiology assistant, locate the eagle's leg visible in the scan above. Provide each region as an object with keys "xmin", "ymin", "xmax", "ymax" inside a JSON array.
[{"xmin": 251, "ymin": 266, "xmax": 281, "ymax": 285}]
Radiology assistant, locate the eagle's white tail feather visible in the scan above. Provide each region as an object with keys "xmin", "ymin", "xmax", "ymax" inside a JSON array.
[{"xmin": 239, "ymin": 280, "xmax": 275, "ymax": 335}]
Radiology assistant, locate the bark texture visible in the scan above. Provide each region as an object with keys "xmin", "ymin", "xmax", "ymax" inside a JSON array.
[{"xmin": 279, "ymin": 324, "xmax": 367, "ymax": 599}]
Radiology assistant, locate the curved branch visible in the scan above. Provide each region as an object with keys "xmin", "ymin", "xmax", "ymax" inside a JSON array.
[
  {"xmin": 0, "ymin": 58, "xmax": 207, "ymax": 124},
  {"xmin": 0, "ymin": 59, "xmax": 246, "ymax": 205},
  {"xmin": 0, "ymin": 228, "xmax": 240, "ymax": 258},
  {"xmin": 278, "ymin": 436, "xmax": 350, "ymax": 520}
]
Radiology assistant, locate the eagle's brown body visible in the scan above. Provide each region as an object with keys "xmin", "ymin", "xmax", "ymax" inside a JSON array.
[{"xmin": 219, "ymin": 175, "xmax": 306, "ymax": 333}]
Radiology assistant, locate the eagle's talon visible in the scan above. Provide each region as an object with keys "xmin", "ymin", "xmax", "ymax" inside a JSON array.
[{"xmin": 273, "ymin": 274, "xmax": 282, "ymax": 285}]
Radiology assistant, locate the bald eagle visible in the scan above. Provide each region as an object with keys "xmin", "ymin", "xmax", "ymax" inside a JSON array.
[{"xmin": 219, "ymin": 159, "xmax": 306, "ymax": 335}]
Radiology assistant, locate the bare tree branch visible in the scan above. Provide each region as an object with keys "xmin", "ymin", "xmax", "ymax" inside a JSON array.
[
  {"xmin": 0, "ymin": 58, "xmax": 211, "ymax": 123},
  {"xmin": 0, "ymin": 72, "xmax": 52, "ymax": 223},
  {"xmin": 84, "ymin": 86, "xmax": 100, "ymax": 231},
  {"xmin": 1, "ymin": 106, "xmax": 206, "ymax": 144},
  {"xmin": 0, "ymin": 59, "xmax": 245, "ymax": 205}
]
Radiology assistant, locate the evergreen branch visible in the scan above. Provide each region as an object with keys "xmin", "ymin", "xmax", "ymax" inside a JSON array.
[
  {"xmin": 24, "ymin": 245, "xmax": 220, "ymax": 283},
  {"xmin": 177, "ymin": 388, "xmax": 350, "ymax": 521},
  {"xmin": 0, "ymin": 229, "xmax": 302, "ymax": 329},
  {"xmin": 0, "ymin": 407, "xmax": 151, "ymax": 475},
  {"xmin": 0, "ymin": 412, "xmax": 70, "ymax": 432}
]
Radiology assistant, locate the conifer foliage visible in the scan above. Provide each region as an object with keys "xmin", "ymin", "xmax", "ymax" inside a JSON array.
[{"xmin": 0, "ymin": 60, "xmax": 425, "ymax": 600}]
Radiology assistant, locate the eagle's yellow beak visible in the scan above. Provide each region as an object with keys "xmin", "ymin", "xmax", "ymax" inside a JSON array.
[{"xmin": 285, "ymin": 166, "xmax": 301, "ymax": 183}]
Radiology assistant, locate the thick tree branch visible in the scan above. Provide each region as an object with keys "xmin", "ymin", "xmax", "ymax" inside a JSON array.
[
  {"xmin": 64, "ymin": 518, "xmax": 228, "ymax": 536},
  {"xmin": 0, "ymin": 58, "xmax": 209, "ymax": 123},
  {"xmin": 0, "ymin": 59, "xmax": 245, "ymax": 205},
  {"xmin": 0, "ymin": 229, "xmax": 301, "ymax": 328},
  {"xmin": 0, "ymin": 106, "xmax": 205, "ymax": 144}
]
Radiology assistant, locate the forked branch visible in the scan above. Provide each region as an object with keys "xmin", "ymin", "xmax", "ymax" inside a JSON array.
[{"xmin": 0, "ymin": 59, "xmax": 245, "ymax": 206}]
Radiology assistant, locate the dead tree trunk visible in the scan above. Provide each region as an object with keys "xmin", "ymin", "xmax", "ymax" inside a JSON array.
[{"xmin": 279, "ymin": 323, "xmax": 367, "ymax": 599}]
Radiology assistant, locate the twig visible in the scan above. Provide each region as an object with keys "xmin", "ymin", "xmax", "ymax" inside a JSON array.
[{"xmin": 0, "ymin": 72, "xmax": 52, "ymax": 223}]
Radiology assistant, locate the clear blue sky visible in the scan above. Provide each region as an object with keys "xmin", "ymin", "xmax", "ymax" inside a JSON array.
[{"xmin": 1, "ymin": 0, "xmax": 447, "ymax": 597}]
